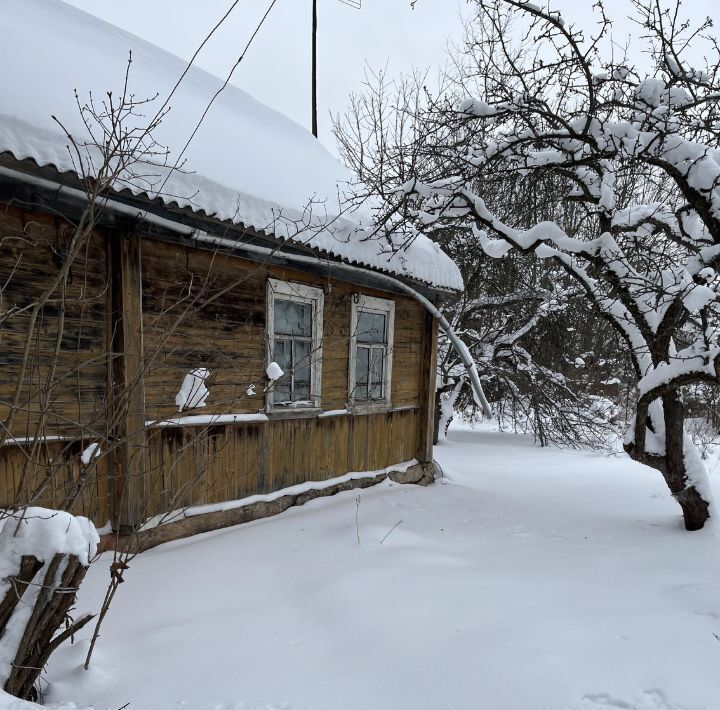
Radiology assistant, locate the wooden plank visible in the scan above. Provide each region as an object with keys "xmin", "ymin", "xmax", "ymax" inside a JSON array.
[
  {"xmin": 0, "ymin": 439, "xmax": 111, "ymax": 526},
  {"xmin": 109, "ymin": 232, "xmax": 147, "ymax": 530},
  {"xmin": 2, "ymin": 203, "xmax": 436, "ymax": 526},
  {"xmin": 0, "ymin": 208, "xmax": 110, "ymax": 438},
  {"xmin": 416, "ymin": 312, "xmax": 437, "ymax": 463}
]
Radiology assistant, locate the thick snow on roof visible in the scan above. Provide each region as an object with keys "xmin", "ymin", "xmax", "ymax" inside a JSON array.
[{"xmin": 0, "ymin": 0, "xmax": 462, "ymax": 291}]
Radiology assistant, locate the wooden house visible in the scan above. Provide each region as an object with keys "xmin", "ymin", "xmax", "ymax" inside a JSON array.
[{"xmin": 0, "ymin": 0, "xmax": 463, "ymax": 546}]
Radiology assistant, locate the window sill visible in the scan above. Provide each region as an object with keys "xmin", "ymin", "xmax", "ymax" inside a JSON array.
[
  {"xmin": 265, "ymin": 407, "xmax": 323, "ymax": 421},
  {"xmin": 347, "ymin": 402, "xmax": 392, "ymax": 415},
  {"xmin": 347, "ymin": 403, "xmax": 421, "ymax": 416}
]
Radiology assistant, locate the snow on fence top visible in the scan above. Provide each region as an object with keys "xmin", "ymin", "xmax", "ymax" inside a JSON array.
[{"xmin": 0, "ymin": 0, "xmax": 462, "ymax": 292}]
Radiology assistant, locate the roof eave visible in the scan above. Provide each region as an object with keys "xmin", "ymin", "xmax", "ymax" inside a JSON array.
[{"xmin": 0, "ymin": 155, "xmax": 459, "ymax": 301}]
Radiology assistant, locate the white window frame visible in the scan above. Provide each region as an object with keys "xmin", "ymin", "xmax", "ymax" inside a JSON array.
[
  {"xmin": 348, "ymin": 294, "xmax": 395, "ymax": 412},
  {"xmin": 266, "ymin": 278, "xmax": 324, "ymax": 412}
]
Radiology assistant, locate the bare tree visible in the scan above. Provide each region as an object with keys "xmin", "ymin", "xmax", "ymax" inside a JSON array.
[
  {"xmin": 334, "ymin": 57, "xmax": 623, "ymax": 448},
  {"xmin": 0, "ymin": 57, "xmax": 188, "ymax": 697},
  {"xmin": 396, "ymin": 0, "xmax": 720, "ymax": 529}
]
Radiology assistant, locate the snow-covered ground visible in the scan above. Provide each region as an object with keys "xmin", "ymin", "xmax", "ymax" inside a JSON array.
[{"xmin": 22, "ymin": 423, "xmax": 720, "ymax": 709}]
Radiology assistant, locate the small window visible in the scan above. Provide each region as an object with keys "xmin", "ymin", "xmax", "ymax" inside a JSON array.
[
  {"xmin": 349, "ymin": 295, "xmax": 394, "ymax": 408},
  {"xmin": 267, "ymin": 279, "xmax": 324, "ymax": 409}
]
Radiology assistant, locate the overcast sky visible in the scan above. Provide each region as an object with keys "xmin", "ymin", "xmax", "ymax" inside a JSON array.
[{"xmin": 64, "ymin": 0, "xmax": 714, "ymax": 154}]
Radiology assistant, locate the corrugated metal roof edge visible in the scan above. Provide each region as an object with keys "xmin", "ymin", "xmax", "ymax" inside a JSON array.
[{"xmin": 0, "ymin": 152, "xmax": 462, "ymax": 296}]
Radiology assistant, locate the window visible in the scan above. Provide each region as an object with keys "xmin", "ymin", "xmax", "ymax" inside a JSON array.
[
  {"xmin": 349, "ymin": 294, "xmax": 394, "ymax": 408},
  {"xmin": 266, "ymin": 279, "xmax": 324, "ymax": 409}
]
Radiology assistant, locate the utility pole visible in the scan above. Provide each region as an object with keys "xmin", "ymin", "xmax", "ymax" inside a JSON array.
[
  {"xmin": 310, "ymin": 0, "xmax": 360, "ymax": 140},
  {"xmin": 312, "ymin": 0, "xmax": 318, "ymax": 137}
]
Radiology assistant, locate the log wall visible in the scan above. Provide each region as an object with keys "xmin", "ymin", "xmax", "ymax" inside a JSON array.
[
  {"xmin": 0, "ymin": 207, "xmax": 109, "ymax": 438},
  {"xmin": 1, "ymin": 205, "xmax": 436, "ymax": 529},
  {"xmin": 140, "ymin": 239, "xmax": 426, "ymax": 419}
]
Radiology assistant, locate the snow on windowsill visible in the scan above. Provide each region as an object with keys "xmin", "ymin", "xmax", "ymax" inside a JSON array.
[
  {"xmin": 5, "ymin": 405, "xmax": 408, "ymax": 439},
  {"xmin": 266, "ymin": 407, "xmax": 323, "ymax": 420},
  {"xmin": 318, "ymin": 409, "xmax": 349, "ymax": 418},
  {"xmin": 146, "ymin": 413, "xmax": 269, "ymax": 427},
  {"xmin": 146, "ymin": 408, "xmax": 348, "ymax": 426}
]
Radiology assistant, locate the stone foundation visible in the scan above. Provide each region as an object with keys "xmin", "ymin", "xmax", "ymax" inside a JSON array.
[{"xmin": 98, "ymin": 461, "xmax": 435, "ymax": 554}]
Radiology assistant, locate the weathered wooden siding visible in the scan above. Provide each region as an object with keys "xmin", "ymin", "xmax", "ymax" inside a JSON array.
[
  {"xmin": 0, "ymin": 205, "xmax": 112, "ymax": 517},
  {"xmin": 143, "ymin": 423, "xmax": 265, "ymax": 520},
  {"xmin": 140, "ymin": 239, "xmax": 426, "ymax": 418},
  {"xmin": 0, "ymin": 439, "xmax": 111, "ymax": 523},
  {"xmin": 136, "ymin": 239, "xmax": 429, "ymax": 524},
  {"xmin": 141, "ymin": 244, "xmax": 267, "ymax": 421},
  {"xmin": 140, "ymin": 409, "xmax": 419, "ymax": 520},
  {"xmin": 0, "ymin": 206, "xmax": 109, "ymax": 439},
  {"xmin": 1, "ymin": 208, "xmax": 436, "ymax": 528}
]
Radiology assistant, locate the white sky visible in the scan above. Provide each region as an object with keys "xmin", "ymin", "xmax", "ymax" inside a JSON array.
[{"xmin": 64, "ymin": 0, "xmax": 715, "ymax": 154}]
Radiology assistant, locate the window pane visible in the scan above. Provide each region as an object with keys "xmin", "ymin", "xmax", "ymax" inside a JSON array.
[
  {"xmin": 357, "ymin": 311, "xmax": 386, "ymax": 344},
  {"xmin": 294, "ymin": 339, "xmax": 311, "ymax": 396},
  {"xmin": 274, "ymin": 338, "xmax": 292, "ymax": 373},
  {"xmin": 273, "ymin": 383, "xmax": 292, "ymax": 404},
  {"xmin": 274, "ymin": 299, "xmax": 311, "ymax": 336},
  {"xmin": 355, "ymin": 346, "xmax": 369, "ymax": 401},
  {"xmin": 294, "ymin": 381, "xmax": 311, "ymax": 402},
  {"xmin": 370, "ymin": 346, "xmax": 385, "ymax": 400},
  {"xmin": 272, "ymin": 339, "xmax": 291, "ymax": 403}
]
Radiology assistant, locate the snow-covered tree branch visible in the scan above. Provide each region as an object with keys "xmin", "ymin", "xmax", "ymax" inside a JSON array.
[
  {"xmin": 400, "ymin": 0, "xmax": 720, "ymax": 530},
  {"xmin": 335, "ymin": 57, "xmax": 625, "ymax": 450}
]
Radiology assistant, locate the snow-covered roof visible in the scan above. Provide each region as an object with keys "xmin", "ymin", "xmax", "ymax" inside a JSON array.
[{"xmin": 0, "ymin": 0, "xmax": 462, "ymax": 292}]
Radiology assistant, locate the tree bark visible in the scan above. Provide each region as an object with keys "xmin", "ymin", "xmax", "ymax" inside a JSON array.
[
  {"xmin": 662, "ymin": 391, "xmax": 710, "ymax": 531},
  {"xmin": 1, "ymin": 553, "xmax": 94, "ymax": 701},
  {"xmin": 433, "ymin": 388, "xmax": 442, "ymax": 445},
  {"xmin": 625, "ymin": 393, "xmax": 711, "ymax": 531},
  {"xmin": 674, "ymin": 486, "xmax": 710, "ymax": 532}
]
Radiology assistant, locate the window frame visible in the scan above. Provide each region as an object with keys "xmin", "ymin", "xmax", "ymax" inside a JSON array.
[
  {"xmin": 348, "ymin": 294, "xmax": 395, "ymax": 412},
  {"xmin": 266, "ymin": 278, "xmax": 324, "ymax": 412}
]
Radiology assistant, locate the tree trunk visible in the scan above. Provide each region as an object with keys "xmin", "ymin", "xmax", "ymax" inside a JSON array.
[
  {"xmin": 433, "ymin": 388, "xmax": 442, "ymax": 445},
  {"xmin": 626, "ymin": 393, "xmax": 711, "ymax": 531},
  {"xmin": 674, "ymin": 486, "xmax": 710, "ymax": 532},
  {"xmin": 661, "ymin": 391, "xmax": 710, "ymax": 531},
  {"xmin": 1, "ymin": 552, "xmax": 94, "ymax": 701}
]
